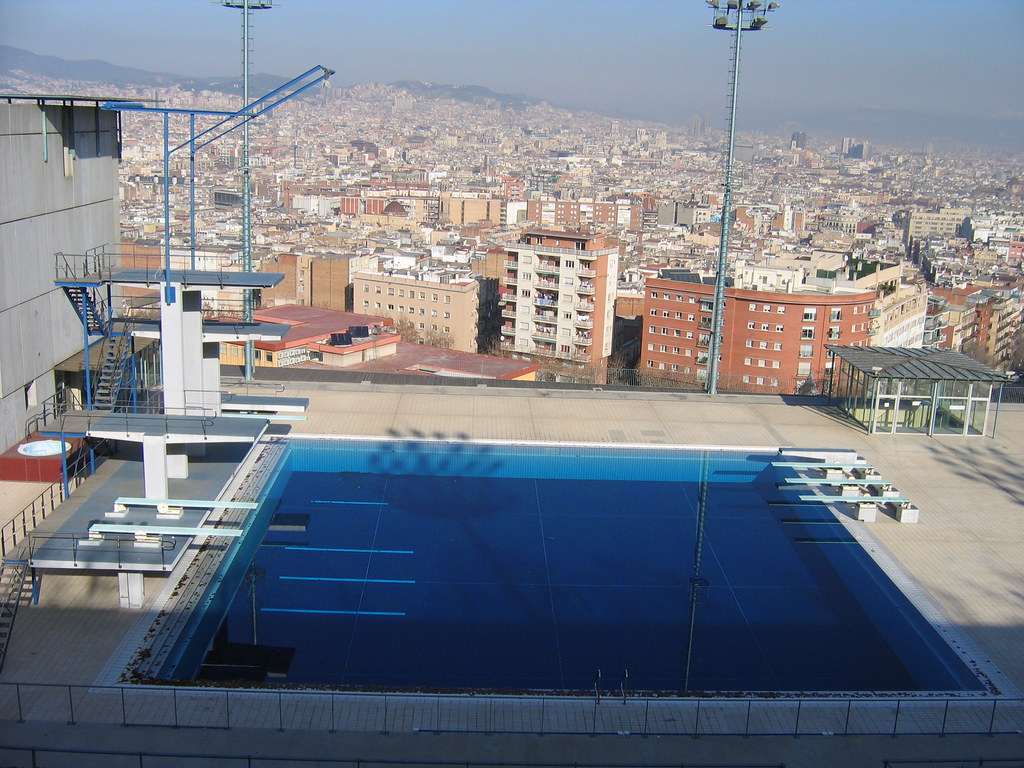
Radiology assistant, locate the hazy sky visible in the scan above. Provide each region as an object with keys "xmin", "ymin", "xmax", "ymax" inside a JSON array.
[{"xmin": 2, "ymin": 0, "xmax": 1023, "ymax": 148}]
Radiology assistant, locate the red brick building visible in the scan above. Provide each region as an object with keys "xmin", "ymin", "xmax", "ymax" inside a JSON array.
[{"xmin": 640, "ymin": 272, "xmax": 875, "ymax": 393}]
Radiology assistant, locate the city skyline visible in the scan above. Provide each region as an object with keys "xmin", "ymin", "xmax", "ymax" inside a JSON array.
[{"xmin": 1, "ymin": 0, "xmax": 1023, "ymax": 151}]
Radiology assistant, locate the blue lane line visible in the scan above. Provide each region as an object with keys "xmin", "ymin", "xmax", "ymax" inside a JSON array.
[
  {"xmin": 281, "ymin": 576, "xmax": 415, "ymax": 584},
  {"xmin": 311, "ymin": 500, "xmax": 389, "ymax": 506},
  {"xmin": 262, "ymin": 608, "xmax": 405, "ymax": 616},
  {"xmin": 284, "ymin": 546, "xmax": 413, "ymax": 554}
]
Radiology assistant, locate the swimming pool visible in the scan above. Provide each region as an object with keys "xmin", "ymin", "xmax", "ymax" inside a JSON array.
[{"xmin": 162, "ymin": 438, "xmax": 984, "ymax": 694}]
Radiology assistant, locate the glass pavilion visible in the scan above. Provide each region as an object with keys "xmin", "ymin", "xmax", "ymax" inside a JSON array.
[{"xmin": 826, "ymin": 346, "xmax": 1008, "ymax": 437}]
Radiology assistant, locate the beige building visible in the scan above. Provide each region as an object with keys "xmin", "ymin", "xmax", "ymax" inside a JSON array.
[
  {"xmin": 907, "ymin": 208, "xmax": 970, "ymax": 240},
  {"xmin": 440, "ymin": 193, "xmax": 506, "ymax": 227},
  {"xmin": 353, "ymin": 270, "xmax": 480, "ymax": 353},
  {"xmin": 499, "ymin": 230, "xmax": 620, "ymax": 370}
]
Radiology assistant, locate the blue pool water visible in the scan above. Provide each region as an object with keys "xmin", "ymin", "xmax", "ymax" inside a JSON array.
[{"xmin": 170, "ymin": 439, "xmax": 983, "ymax": 693}]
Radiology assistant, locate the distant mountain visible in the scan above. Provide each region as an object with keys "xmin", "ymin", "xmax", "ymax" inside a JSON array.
[
  {"xmin": 0, "ymin": 45, "xmax": 286, "ymax": 96},
  {"xmin": 389, "ymin": 80, "xmax": 545, "ymax": 111}
]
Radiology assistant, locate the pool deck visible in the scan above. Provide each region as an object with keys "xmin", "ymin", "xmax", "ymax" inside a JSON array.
[{"xmin": 2, "ymin": 381, "xmax": 1023, "ymax": 767}]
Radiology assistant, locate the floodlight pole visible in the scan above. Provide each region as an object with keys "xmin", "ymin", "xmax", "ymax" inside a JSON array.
[
  {"xmin": 706, "ymin": 1, "xmax": 776, "ymax": 394},
  {"xmin": 222, "ymin": 0, "xmax": 272, "ymax": 380}
]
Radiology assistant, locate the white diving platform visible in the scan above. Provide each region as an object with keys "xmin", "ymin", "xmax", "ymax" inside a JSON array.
[
  {"xmin": 113, "ymin": 497, "xmax": 258, "ymax": 510},
  {"xmin": 88, "ymin": 523, "xmax": 243, "ymax": 538}
]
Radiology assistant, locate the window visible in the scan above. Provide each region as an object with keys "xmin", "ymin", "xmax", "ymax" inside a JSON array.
[
  {"xmin": 827, "ymin": 326, "xmax": 841, "ymax": 340},
  {"xmin": 685, "ymin": 331, "xmax": 693, "ymax": 339},
  {"xmin": 650, "ymin": 309, "xmax": 658, "ymax": 316},
  {"xmin": 398, "ymin": 289, "xmax": 405, "ymax": 297},
  {"xmin": 660, "ymin": 344, "xmax": 668, "ymax": 352},
  {"xmin": 688, "ymin": 314, "xmax": 695, "ymax": 322},
  {"xmin": 444, "ymin": 296, "xmax": 451, "ymax": 304},
  {"xmin": 420, "ymin": 292, "xmax": 426, "ymax": 300},
  {"xmin": 761, "ymin": 323, "xmax": 770, "ymax": 331},
  {"xmin": 799, "ymin": 343, "xmax": 814, "ymax": 358},
  {"xmin": 443, "ymin": 326, "xmax": 450, "ymax": 333},
  {"xmin": 375, "ymin": 286, "xmax": 382, "ymax": 294},
  {"xmin": 362, "ymin": 285, "xmax": 369, "ymax": 293},
  {"xmin": 662, "ymin": 327, "xmax": 670, "ymax": 335},
  {"xmin": 749, "ymin": 303, "xmax": 757, "ymax": 311},
  {"xmin": 432, "ymin": 294, "xmax": 439, "ymax": 302},
  {"xmin": 649, "ymin": 325, "xmax": 656, "ymax": 333},
  {"xmin": 418, "ymin": 322, "xmax": 425, "ymax": 330},
  {"xmin": 747, "ymin": 322, "xmax": 756, "ymax": 330},
  {"xmin": 672, "ymin": 346, "xmax": 680, "ymax": 354},
  {"xmin": 762, "ymin": 304, "xmax": 771, "ymax": 312},
  {"xmin": 777, "ymin": 306, "xmax": 786, "ymax": 314},
  {"xmin": 675, "ymin": 329, "xmax": 682, "ymax": 337},
  {"xmin": 387, "ymin": 304, "xmax": 395, "ymax": 310},
  {"xmin": 419, "ymin": 308, "xmax": 425, "ymax": 316},
  {"xmin": 374, "ymin": 302, "xmax": 381, "ymax": 309},
  {"xmin": 744, "ymin": 357, "xmax": 752, "ymax": 366},
  {"xmin": 797, "ymin": 362, "xmax": 811, "ymax": 377},
  {"xmin": 671, "ymin": 364, "xmax": 679, "ymax": 372},
  {"xmin": 444, "ymin": 312, "xmax": 451, "ymax": 319},
  {"xmin": 684, "ymin": 348, "xmax": 692, "ymax": 356},
  {"xmin": 651, "ymin": 291, "xmax": 659, "ymax": 299},
  {"xmin": 647, "ymin": 343, "xmax": 655, "ymax": 351},
  {"xmin": 775, "ymin": 324, "xmax": 784, "ymax": 332},
  {"xmin": 830, "ymin": 307, "xmax": 842, "ymax": 322},
  {"xmin": 662, "ymin": 310, "xmax": 670, "ymax": 318},
  {"xmin": 773, "ymin": 342, "xmax": 782, "ymax": 351},
  {"xmin": 746, "ymin": 339, "xmax": 755, "ymax": 348},
  {"xmin": 431, "ymin": 310, "xmax": 438, "ymax": 317},
  {"xmin": 803, "ymin": 308, "xmax": 817, "ymax": 321},
  {"xmin": 675, "ymin": 312, "xmax": 683, "ymax": 319},
  {"xmin": 801, "ymin": 327, "xmax": 815, "ymax": 339},
  {"xmin": 362, "ymin": 300, "xmax": 369, "ymax": 308}
]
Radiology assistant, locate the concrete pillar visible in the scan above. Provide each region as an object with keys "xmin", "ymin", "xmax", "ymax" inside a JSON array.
[
  {"xmin": 118, "ymin": 571, "xmax": 145, "ymax": 609},
  {"xmin": 141, "ymin": 434, "xmax": 169, "ymax": 498},
  {"xmin": 167, "ymin": 444, "xmax": 189, "ymax": 479},
  {"xmin": 181, "ymin": 289, "xmax": 205, "ymax": 415},
  {"xmin": 160, "ymin": 282, "xmax": 185, "ymax": 415},
  {"xmin": 202, "ymin": 341, "xmax": 222, "ymax": 416}
]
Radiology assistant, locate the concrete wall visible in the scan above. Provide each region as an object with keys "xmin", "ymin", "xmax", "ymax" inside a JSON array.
[{"xmin": 0, "ymin": 100, "xmax": 119, "ymax": 450}]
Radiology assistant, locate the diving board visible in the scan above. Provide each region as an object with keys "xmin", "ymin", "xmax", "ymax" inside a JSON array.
[
  {"xmin": 89, "ymin": 523, "xmax": 243, "ymax": 537},
  {"xmin": 797, "ymin": 494, "xmax": 914, "ymax": 505},
  {"xmin": 778, "ymin": 478, "xmax": 891, "ymax": 487},
  {"xmin": 114, "ymin": 497, "xmax": 257, "ymax": 510},
  {"xmin": 221, "ymin": 393, "xmax": 309, "ymax": 413},
  {"xmin": 772, "ymin": 461, "xmax": 871, "ymax": 470}
]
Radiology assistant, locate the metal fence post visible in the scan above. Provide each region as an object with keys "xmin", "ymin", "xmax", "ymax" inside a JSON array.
[
  {"xmin": 173, "ymin": 688, "xmax": 178, "ymax": 728},
  {"xmin": 16, "ymin": 683, "xmax": 24, "ymax": 723},
  {"xmin": 892, "ymin": 700, "xmax": 901, "ymax": 736},
  {"xmin": 66, "ymin": 685, "xmax": 75, "ymax": 725},
  {"xmin": 989, "ymin": 699, "xmax": 998, "ymax": 734},
  {"xmin": 844, "ymin": 699, "xmax": 852, "ymax": 735},
  {"xmin": 794, "ymin": 700, "xmax": 802, "ymax": 735},
  {"xmin": 643, "ymin": 698, "xmax": 649, "ymax": 736},
  {"xmin": 330, "ymin": 693, "xmax": 336, "ymax": 733},
  {"xmin": 694, "ymin": 699, "xmax": 701, "ymax": 736},
  {"xmin": 225, "ymin": 690, "xmax": 231, "ymax": 729},
  {"xmin": 278, "ymin": 691, "xmax": 284, "ymax": 731},
  {"xmin": 940, "ymin": 699, "xmax": 949, "ymax": 735},
  {"xmin": 744, "ymin": 700, "xmax": 752, "ymax": 735},
  {"xmin": 120, "ymin": 685, "xmax": 126, "ymax": 725}
]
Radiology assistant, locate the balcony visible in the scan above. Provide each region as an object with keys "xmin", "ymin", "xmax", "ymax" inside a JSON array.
[
  {"xmin": 576, "ymin": 283, "xmax": 596, "ymax": 295},
  {"xmin": 574, "ymin": 335, "xmax": 593, "ymax": 346},
  {"xmin": 574, "ymin": 316, "xmax": 593, "ymax": 329},
  {"xmin": 576, "ymin": 302, "xmax": 595, "ymax": 312},
  {"xmin": 536, "ymin": 279, "xmax": 561, "ymax": 290},
  {"xmin": 501, "ymin": 308, "xmax": 518, "ymax": 319},
  {"xmin": 576, "ymin": 267, "xmax": 596, "ymax": 278},
  {"xmin": 573, "ymin": 352, "xmax": 592, "ymax": 363},
  {"xmin": 533, "ymin": 312, "xmax": 557, "ymax": 324},
  {"xmin": 535, "ymin": 297, "xmax": 558, "ymax": 308},
  {"xmin": 867, "ymin": 327, "xmax": 878, "ymax": 336},
  {"xmin": 503, "ymin": 260, "xmax": 518, "ymax": 269},
  {"xmin": 500, "ymin": 326, "xmax": 516, "ymax": 336},
  {"xmin": 535, "ymin": 261, "xmax": 560, "ymax": 275},
  {"xmin": 531, "ymin": 328, "xmax": 557, "ymax": 340},
  {"xmin": 868, "ymin": 309, "xmax": 881, "ymax": 317},
  {"xmin": 503, "ymin": 276, "xmax": 518, "ymax": 286}
]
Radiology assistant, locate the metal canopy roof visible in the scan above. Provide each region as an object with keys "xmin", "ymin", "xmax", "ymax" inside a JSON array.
[{"xmin": 826, "ymin": 345, "xmax": 1008, "ymax": 382}]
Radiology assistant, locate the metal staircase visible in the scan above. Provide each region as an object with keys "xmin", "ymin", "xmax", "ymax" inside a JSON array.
[
  {"xmin": 92, "ymin": 319, "xmax": 136, "ymax": 410},
  {"xmin": 60, "ymin": 285, "xmax": 109, "ymax": 336},
  {"xmin": 0, "ymin": 560, "xmax": 32, "ymax": 672}
]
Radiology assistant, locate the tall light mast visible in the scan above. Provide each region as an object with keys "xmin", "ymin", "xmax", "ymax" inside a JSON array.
[
  {"xmin": 221, "ymin": 0, "xmax": 273, "ymax": 380},
  {"xmin": 705, "ymin": 0, "xmax": 779, "ymax": 394}
]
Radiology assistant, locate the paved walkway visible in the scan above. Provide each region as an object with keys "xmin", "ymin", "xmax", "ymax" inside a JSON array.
[{"xmin": 1, "ymin": 382, "xmax": 1022, "ymax": 766}]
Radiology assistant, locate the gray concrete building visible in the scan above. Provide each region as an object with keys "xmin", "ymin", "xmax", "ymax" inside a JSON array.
[{"xmin": 0, "ymin": 96, "xmax": 120, "ymax": 450}]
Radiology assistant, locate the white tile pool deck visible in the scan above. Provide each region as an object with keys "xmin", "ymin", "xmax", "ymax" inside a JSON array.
[{"xmin": 1, "ymin": 382, "xmax": 1023, "ymax": 767}]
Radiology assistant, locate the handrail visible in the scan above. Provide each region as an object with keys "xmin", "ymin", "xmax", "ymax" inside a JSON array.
[{"xmin": 26, "ymin": 530, "xmax": 175, "ymax": 570}]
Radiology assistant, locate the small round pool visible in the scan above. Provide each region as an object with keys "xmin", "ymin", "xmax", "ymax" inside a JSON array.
[{"xmin": 17, "ymin": 440, "xmax": 72, "ymax": 457}]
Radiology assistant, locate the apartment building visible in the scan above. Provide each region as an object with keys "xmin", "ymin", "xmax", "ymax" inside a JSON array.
[
  {"xmin": 907, "ymin": 208, "xmax": 970, "ymax": 240},
  {"xmin": 525, "ymin": 199, "xmax": 642, "ymax": 232},
  {"xmin": 499, "ymin": 230, "xmax": 620, "ymax": 370},
  {"xmin": 640, "ymin": 270, "xmax": 874, "ymax": 393},
  {"xmin": 261, "ymin": 251, "xmax": 376, "ymax": 312},
  {"xmin": 353, "ymin": 269, "xmax": 480, "ymax": 353}
]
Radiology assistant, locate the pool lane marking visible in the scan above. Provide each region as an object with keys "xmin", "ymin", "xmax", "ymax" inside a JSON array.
[
  {"xmin": 534, "ymin": 479, "xmax": 566, "ymax": 689},
  {"xmin": 284, "ymin": 546, "xmax": 412, "ymax": 554},
  {"xmin": 281, "ymin": 576, "xmax": 414, "ymax": 584},
  {"xmin": 264, "ymin": 610, "xmax": 403, "ymax": 618},
  {"xmin": 311, "ymin": 500, "xmax": 389, "ymax": 506}
]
